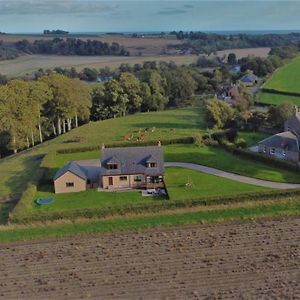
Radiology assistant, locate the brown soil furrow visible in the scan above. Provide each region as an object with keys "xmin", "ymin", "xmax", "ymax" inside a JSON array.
[{"xmin": 1, "ymin": 217, "xmax": 300, "ymax": 299}]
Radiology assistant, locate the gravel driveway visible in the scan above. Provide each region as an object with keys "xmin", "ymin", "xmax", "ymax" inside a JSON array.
[{"xmin": 165, "ymin": 162, "xmax": 300, "ymax": 189}]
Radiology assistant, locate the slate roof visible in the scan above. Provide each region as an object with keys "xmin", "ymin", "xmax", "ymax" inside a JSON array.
[
  {"xmin": 284, "ymin": 108, "xmax": 300, "ymax": 137},
  {"xmin": 53, "ymin": 161, "xmax": 88, "ymax": 181},
  {"xmin": 258, "ymin": 131, "xmax": 299, "ymax": 152},
  {"xmin": 100, "ymin": 146, "xmax": 164, "ymax": 176},
  {"xmin": 240, "ymin": 74, "xmax": 258, "ymax": 83}
]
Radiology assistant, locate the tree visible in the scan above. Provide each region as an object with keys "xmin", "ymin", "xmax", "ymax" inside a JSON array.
[
  {"xmin": 27, "ymin": 81, "xmax": 53, "ymax": 144},
  {"xmin": 140, "ymin": 69, "xmax": 168, "ymax": 111},
  {"xmin": 267, "ymin": 102, "xmax": 294, "ymax": 129},
  {"xmin": 234, "ymin": 83, "xmax": 253, "ymax": 112},
  {"xmin": 118, "ymin": 72, "xmax": 142, "ymax": 114},
  {"xmin": 227, "ymin": 53, "xmax": 237, "ymax": 65},
  {"xmin": 205, "ymin": 99, "xmax": 235, "ymax": 129},
  {"xmin": 164, "ymin": 68, "xmax": 197, "ymax": 107}
]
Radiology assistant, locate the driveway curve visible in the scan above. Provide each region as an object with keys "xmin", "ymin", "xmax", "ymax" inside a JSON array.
[{"xmin": 165, "ymin": 162, "xmax": 300, "ymax": 190}]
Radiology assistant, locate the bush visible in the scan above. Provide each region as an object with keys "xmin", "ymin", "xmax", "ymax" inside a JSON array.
[
  {"xmin": 233, "ymin": 148, "xmax": 299, "ymax": 171},
  {"xmin": 235, "ymin": 138, "xmax": 247, "ymax": 149}
]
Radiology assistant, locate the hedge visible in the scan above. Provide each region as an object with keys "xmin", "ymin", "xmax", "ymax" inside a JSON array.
[
  {"xmin": 10, "ymin": 188, "xmax": 300, "ymax": 224},
  {"xmin": 9, "ymin": 153, "xmax": 54, "ymax": 223},
  {"xmin": 232, "ymin": 148, "xmax": 299, "ymax": 172},
  {"xmin": 56, "ymin": 137, "xmax": 195, "ymax": 154},
  {"xmin": 261, "ymin": 88, "xmax": 300, "ymax": 98}
]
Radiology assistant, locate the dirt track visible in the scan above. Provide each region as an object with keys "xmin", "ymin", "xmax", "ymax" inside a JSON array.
[{"xmin": 1, "ymin": 217, "xmax": 300, "ymax": 299}]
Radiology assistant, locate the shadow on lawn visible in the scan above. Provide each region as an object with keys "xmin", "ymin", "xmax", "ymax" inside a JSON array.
[{"xmin": 5, "ymin": 154, "xmax": 44, "ymax": 201}]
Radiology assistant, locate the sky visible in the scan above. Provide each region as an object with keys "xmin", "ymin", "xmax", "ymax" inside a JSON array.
[{"xmin": 0, "ymin": 0, "xmax": 300, "ymax": 33}]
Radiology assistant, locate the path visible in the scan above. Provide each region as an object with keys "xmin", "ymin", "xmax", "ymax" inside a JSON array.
[{"xmin": 165, "ymin": 162, "xmax": 300, "ymax": 189}]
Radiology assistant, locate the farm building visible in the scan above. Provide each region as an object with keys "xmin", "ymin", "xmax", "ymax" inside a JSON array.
[
  {"xmin": 53, "ymin": 146, "xmax": 165, "ymax": 193},
  {"xmin": 217, "ymin": 84, "xmax": 240, "ymax": 104}
]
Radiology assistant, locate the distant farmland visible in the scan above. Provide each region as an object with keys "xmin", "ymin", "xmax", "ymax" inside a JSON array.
[
  {"xmin": 258, "ymin": 56, "xmax": 300, "ymax": 106},
  {"xmin": 0, "ymin": 54, "xmax": 198, "ymax": 78},
  {"xmin": 216, "ymin": 47, "xmax": 270, "ymax": 60}
]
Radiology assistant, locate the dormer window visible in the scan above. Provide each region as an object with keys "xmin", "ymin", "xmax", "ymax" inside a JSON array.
[
  {"xmin": 107, "ymin": 163, "xmax": 118, "ymax": 170},
  {"xmin": 147, "ymin": 162, "xmax": 157, "ymax": 168}
]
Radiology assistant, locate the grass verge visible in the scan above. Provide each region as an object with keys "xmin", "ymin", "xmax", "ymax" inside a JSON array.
[{"xmin": 1, "ymin": 199, "xmax": 300, "ymax": 243}]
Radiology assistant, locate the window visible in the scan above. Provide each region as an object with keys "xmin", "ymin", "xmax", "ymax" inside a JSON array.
[
  {"xmin": 263, "ymin": 146, "xmax": 267, "ymax": 153},
  {"xmin": 147, "ymin": 162, "xmax": 157, "ymax": 168},
  {"xmin": 119, "ymin": 176, "xmax": 127, "ymax": 181},
  {"xmin": 66, "ymin": 182, "xmax": 74, "ymax": 188},
  {"xmin": 108, "ymin": 163, "xmax": 118, "ymax": 170},
  {"xmin": 270, "ymin": 148, "xmax": 275, "ymax": 155},
  {"xmin": 147, "ymin": 176, "xmax": 161, "ymax": 183},
  {"xmin": 134, "ymin": 175, "xmax": 142, "ymax": 182}
]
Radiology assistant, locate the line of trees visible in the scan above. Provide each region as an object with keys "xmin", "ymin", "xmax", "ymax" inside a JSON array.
[
  {"xmin": 0, "ymin": 74, "xmax": 91, "ymax": 155},
  {"xmin": 0, "ymin": 38, "xmax": 129, "ymax": 60},
  {"xmin": 169, "ymin": 31, "xmax": 300, "ymax": 55}
]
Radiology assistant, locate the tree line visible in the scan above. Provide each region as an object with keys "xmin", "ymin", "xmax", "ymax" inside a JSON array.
[
  {"xmin": 0, "ymin": 38, "xmax": 129, "ymax": 60},
  {"xmin": 169, "ymin": 31, "xmax": 300, "ymax": 55},
  {"xmin": 0, "ymin": 74, "xmax": 91, "ymax": 156}
]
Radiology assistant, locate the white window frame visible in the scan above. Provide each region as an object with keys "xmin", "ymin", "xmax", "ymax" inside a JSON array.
[{"xmin": 270, "ymin": 148, "xmax": 275, "ymax": 155}]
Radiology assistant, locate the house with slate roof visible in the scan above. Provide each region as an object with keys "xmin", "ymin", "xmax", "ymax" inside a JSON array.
[
  {"xmin": 257, "ymin": 106, "xmax": 300, "ymax": 162},
  {"xmin": 240, "ymin": 72, "xmax": 258, "ymax": 87},
  {"xmin": 53, "ymin": 146, "xmax": 164, "ymax": 193}
]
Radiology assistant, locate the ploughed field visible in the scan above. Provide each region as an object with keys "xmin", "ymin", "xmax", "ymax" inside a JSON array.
[{"xmin": 1, "ymin": 217, "xmax": 300, "ymax": 299}]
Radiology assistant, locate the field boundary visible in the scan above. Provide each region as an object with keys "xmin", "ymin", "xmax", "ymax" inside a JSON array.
[{"xmin": 261, "ymin": 88, "xmax": 300, "ymax": 98}]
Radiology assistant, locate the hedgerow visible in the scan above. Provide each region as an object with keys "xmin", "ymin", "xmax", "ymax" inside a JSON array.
[
  {"xmin": 10, "ymin": 188, "xmax": 300, "ymax": 224},
  {"xmin": 56, "ymin": 137, "xmax": 195, "ymax": 154}
]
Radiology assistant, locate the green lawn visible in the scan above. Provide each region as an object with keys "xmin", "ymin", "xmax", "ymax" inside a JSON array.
[
  {"xmin": 164, "ymin": 144, "xmax": 300, "ymax": 183},
  {"xmin": 264, "ymin": 56, "xmax": 300, "ymax": 94},
  {"xmin": 1, "ymin": 199, "xmax": 300, "ymax": 243},
  {"xmin": 258, "ymin": 91, "xmax": 300, "ymax": 106},
  {"xmin": 165, "ymin": 167, "xmax": 270, "ymax": 200},
  {"xmin": 238, "ymin": 131, "xmax": 269, "ymax": 146},
  {"xmin": 33, "ymin": 188, "xmax": 155, "ymax": 214},
  {"xmin": 258, "ymin": 56, "xmax": 300, "ymax": 105},
  {"xmin": 0, "ymin": 107, "xmax": 203, "ymax": 200},
  {"xmin": 55, "ymin": 143, "xmax": 300, "ymax": 184}
]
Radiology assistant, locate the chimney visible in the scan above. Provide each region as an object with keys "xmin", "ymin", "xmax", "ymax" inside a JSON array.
[{"xmin": 158, "ymin": 141, "xmax": 161, "ymax": 147}]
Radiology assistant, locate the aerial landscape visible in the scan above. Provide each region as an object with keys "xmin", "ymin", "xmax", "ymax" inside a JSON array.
[{"xmin": 1, "ymin": 0, "xmax": 300, "ymax": 298}]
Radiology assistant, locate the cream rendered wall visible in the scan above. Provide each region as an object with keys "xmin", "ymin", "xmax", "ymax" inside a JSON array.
[
  {"xmin": 54, "ymin": 171, "xmax": 87, "ymax": 193},
  {"xmin": 101, "ymin": 174, "xmax": 145, "ymax": 189}
]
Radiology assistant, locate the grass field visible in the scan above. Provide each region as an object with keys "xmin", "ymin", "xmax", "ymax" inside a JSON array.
[
  {"xmin": 164, "ymin": 144, "xmax": 300, "ymax": 183},
  {"xmin": 259, "ymin": 56, "xmax": 300, "ymax": 105},
  {"xmin": 55, "ymin": 142, "xmax": 300, "ymax": 184},
  {"xmin": 0, "ymin": 54, "xmax": 198, "ymax": 78},
  {"xmin": 264, "ymin": 56, "xmax": 300, "ymax": 94},
  {"xmin": 1, "ymin": 198, "xmax": 300, "ymax": 243},
  {"xmin": 165, "ymin": 167, "xmax": 269, "ymax": 200},
  {"xmin": 0, "ymin": 108, "xmax": 203, "ymax": 200},
  {"xmin": 33, "ymin": 167, "xmax": 268, "ymax": 213},
  {"xmin": 258, "ymin": 91, "xmax": 300, "ymax": 106}
]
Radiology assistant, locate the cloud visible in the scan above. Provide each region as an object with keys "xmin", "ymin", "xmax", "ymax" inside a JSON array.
[
  {"xmin": 157, "ymin": 8, "xmax": 187, "ymax": 15},
  {"xmin": 0, "ymin": 0, "xmax": 118, "ymax": 15},
  {"xmin": 183, "ymin": 4, "xmax": 194, "ymax": 9}
]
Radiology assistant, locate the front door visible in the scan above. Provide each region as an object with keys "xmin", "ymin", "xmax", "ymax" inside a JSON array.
[{"xmin": 108, "ymin": 176, "xmax": 113, "ymax": 186}]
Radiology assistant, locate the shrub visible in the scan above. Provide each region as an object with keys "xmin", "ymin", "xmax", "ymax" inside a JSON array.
[{"xmin": 235, "ymin": 138, "xmax": 247, "ymax": 149}]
